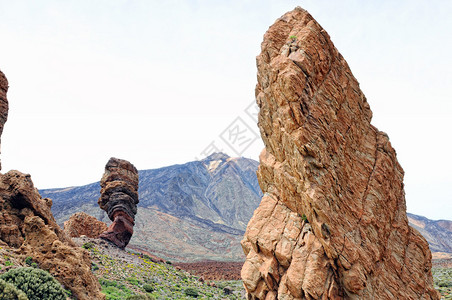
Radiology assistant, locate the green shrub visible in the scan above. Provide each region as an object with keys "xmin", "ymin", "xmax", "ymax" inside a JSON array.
[
  {"xmin": 91, "ymin": 262, "xmax": 99, "ymax": 271},
  {"xmin": 99, "ymin": 278, "xmax": 133, "ymax": 300},
  {"xmin": 82, "ymin": 242, "xmax": 95, "ymax": 250},
  {"xmin": 184, "ymin": 287, "xmax": 199, "ymax": 297},
  {"xmin": 126, "ymin": 295, "xmax": 150, "ymax": 300},
  {"xmin": 142, "ymin": 254, "xmax": 152, "ymax": 261},
  {"xmin": 438, "ymin": 281, "xmax": 452, "ymax": 288},
  {"xmin": 142, "ymin": 284, "xmax": 154, "ymax": 293},
  {"xmin": 126, "ymin": 277, "xmax": 141, "ymax": 286},
  {"xmin": 24, "ymin": 257, "xmax": 33, "ymax": 266},
  {"xmin": 0, "ymin": 278, "xmax": 28, "ymax": 300},
  {"xmin": 0, "ymin": 267, "xmax": 66, "ymax": 300},
  {"xmin": 4, "ymin": 260, "xmax": 13, "ymax": 266}
]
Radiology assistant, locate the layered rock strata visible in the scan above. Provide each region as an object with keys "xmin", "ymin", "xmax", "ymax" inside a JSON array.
[
  {"xmin": 98, "ymin": 157, "xmax": 139, "ymax": 249},
  {"xmin": 64, "ymin": 212, "xmax": 108, "ymax": 238},
  {"xmin": 241, "ymin": 7, "xmax": 439, "ymax": 299}
]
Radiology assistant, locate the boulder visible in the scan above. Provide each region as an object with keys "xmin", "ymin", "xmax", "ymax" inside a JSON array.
[
  {"xmin": 64, "ymin": 212, "xmax": 108, "ymax": 238},
  {"xmin": 0, "ymin": 171, "xmax": 105, "ymax": 300},
  {"xmin": 241, "ymin": 7, "xmax": 439, "ymax": 299}
]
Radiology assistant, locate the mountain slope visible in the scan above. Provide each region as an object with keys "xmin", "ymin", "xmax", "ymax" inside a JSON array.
[
  {"xmin": 407, "ymin": 213, "xmax": 452, "ymax": 254},
  {"xmin": 40, "ymin": 153, "xmax": 262, "ymax": 262}
]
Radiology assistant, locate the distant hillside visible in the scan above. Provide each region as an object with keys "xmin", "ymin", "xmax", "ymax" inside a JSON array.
[
  {"xmin": 41, "ymin": 153, "xmax": 262, "ymax": 262},
  {"xmin": 41, "ymin": 153, "xmax": 451, "ymax": 262},
  {"xmin": 407, "ymin": 213, "xmax": 452, "ymax": 254}
]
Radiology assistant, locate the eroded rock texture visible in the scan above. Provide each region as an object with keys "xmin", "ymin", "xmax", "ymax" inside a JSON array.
[
  {"xmin": 0, "ymin": 70, "xmax": 9, "ymax": 170},
  {"xmin": 64, "ymin": 212, "xmax": 108, "ymax": 238},
  {"xmin": 241, "ymin": 7, "xmax": 439, "ymax": 299},
  {"xmin": 98, "ymin": 157, "xmax": 139, "ymax": 249},
  {"xmin": 0, "ymin": 171, "xmax": 105, "ymax": 300}
]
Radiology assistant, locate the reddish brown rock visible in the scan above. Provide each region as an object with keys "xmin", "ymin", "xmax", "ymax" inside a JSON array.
[
  {"xmin": 64, "ymin": 212, "xmax": 108, "ymax": 238},
  {"xmin": 0, "ymin": 70, "xmax": 9, "ymax": 171},
  {"xmin": 98, "ymin": 157, "xmax": 139, "ymax": 249},
  {"xmin": 241, "ymin": 7, "xmax": 439, "ymax": 299},
  {"xmin": 0, "ymin": 171, "xmax": 105, "ymax": 300}
]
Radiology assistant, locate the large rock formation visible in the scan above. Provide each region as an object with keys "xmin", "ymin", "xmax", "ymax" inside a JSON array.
[
  {"xmin": 0, "ymin": 70, "xmax": 9, "ymax": 171},
  {"xmin": 0, "ymin": 172, "xmax": 105, "ymax": 299},
  {"xmin": 64, "ymin": 212, "xmax": 108, "ymax": 238},
  {"xmin": 98, "ymin": 157, "xmax": 139, "ymax": 249},
  {"xmin": 0, "ymin": 69, "xmax": 104, "ymax": 299},
  {"xmin": 241, "ymin": 7, "xmax": 439, "ymax": 300}
]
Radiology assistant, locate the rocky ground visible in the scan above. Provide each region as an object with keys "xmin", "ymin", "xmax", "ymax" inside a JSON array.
[
  {"xmin": 0, "ymin": 236, "xmax": 450, "ymax": 299},
  {"xmin": 173, "ymin": 261, "xmax": 243, "ymax": 281},
  {"xmin": 73, "ymin": 237, "xmax": 246, "ymax": 299},
  {"xmin": 433, "ymin": 258, "xmax": 452, "ymax": 269}
]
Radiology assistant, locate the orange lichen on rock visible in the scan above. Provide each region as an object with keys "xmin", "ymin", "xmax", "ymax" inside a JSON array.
[{"xmin": 241, "ymin": 7, "xmax": 439, "ymax": 300}]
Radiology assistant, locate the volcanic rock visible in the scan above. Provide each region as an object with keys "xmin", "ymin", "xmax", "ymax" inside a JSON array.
[
  {"xmin": 98, "ymin": 157, "xmax": 139, "ymax": 249},
  {"xmin": 64, "ymin": 212, "xmax": 108, "ymax": 238},
  {"xmin": 241, "ymin": 7, "xmax": 439, "ymax": 299},
  {"xmin": 0, "ymin": 70, "xmax": 9, "ymax": 170},
  {"xmin": 0, "ymin": 171, "xmax": 105, "ymax": 300}
]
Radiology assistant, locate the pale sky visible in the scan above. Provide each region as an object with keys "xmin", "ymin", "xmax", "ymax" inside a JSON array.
[{"xmin": 0, "ymin": 0, "xmax": 450, "ymax": 220}]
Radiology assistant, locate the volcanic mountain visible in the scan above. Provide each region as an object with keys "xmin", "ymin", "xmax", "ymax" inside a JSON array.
[{"xmin": 41, "ymin": 153, "xmax": 262, "ymax": 261}]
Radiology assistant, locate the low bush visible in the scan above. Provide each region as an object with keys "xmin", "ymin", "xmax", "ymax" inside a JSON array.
[
  {"xmin": 126, "ymin": 277, "xmax": 141, "ymax": 286},
  {"xmin": 91, "ymin": 262, "xmax": 99, "ymax": 271},
  {"xmin": 99, "ymin": 278, "xmax": 133, "ymax": 300},
  {"xmin": 184, "ymin": 287, "xmax": 199, "ymax": 297},
  {"xmin": 125, "ymin": 295, "xmax": 150, "ymax": 300},
  {"xmin": 24, "ymin": 257, "xmax": 33, "ymax": 266},
  {"xmin": 0, "ymin": 267, "xmax": 66, "ymax": 300},
  {"xmin": 82, "ymin": 242, "xmax": 95, "ymax": 250},
  {"xmin": 0, "ymin": 278, "xmax": 28, "ymax": 300},
  {"xmin": 142, "ymin": 284, "xmax": 154, "ymax": 293}
]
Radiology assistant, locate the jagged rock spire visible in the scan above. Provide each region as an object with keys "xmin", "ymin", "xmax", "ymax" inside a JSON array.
[{"xmin": 241, "ymin": 7, "xmax": 439, "ymax": 299}]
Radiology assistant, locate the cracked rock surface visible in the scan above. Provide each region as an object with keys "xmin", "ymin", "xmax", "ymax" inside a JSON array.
[{"xmin": 241, "ymin": 7, "xmax": 439, "ymax": 299}]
